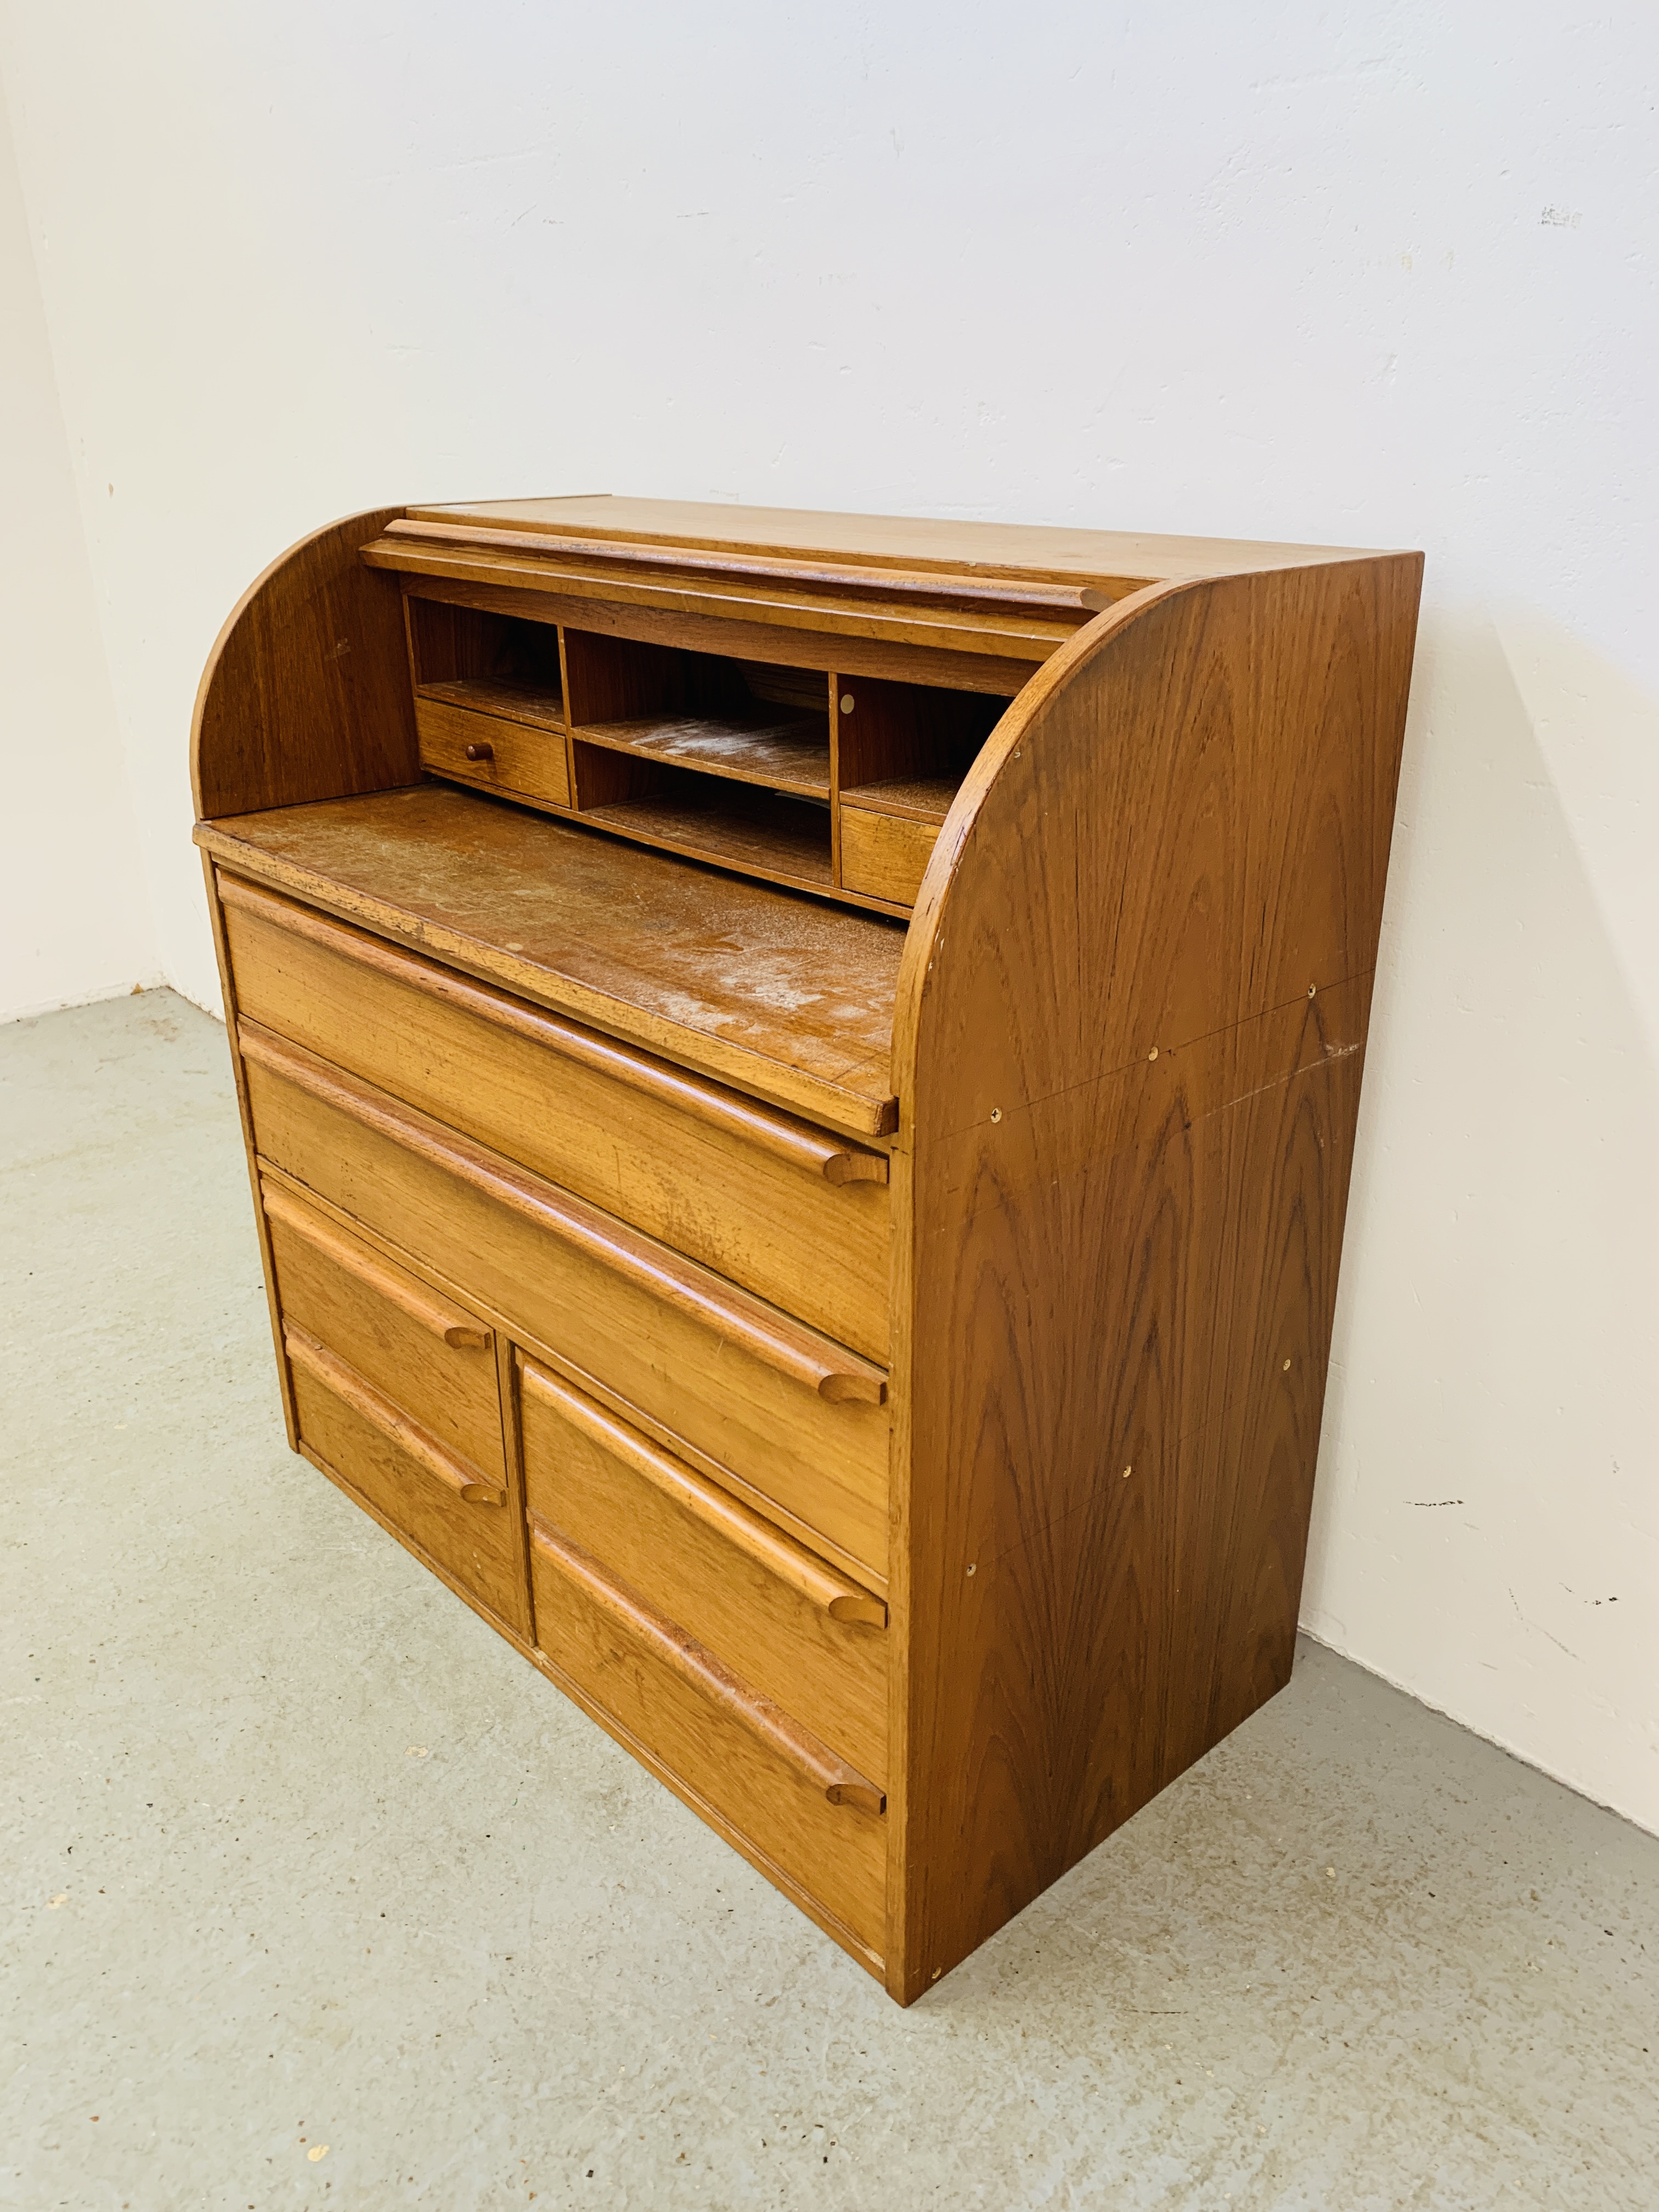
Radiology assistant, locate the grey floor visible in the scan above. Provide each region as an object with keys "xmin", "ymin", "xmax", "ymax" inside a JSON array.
[{"xmin": 3, "ymin": 992, "xmax": 1655, "ymax": 2212}]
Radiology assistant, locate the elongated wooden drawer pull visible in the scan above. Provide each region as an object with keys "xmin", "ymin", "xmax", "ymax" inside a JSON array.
[
  {"xmin": 218, "ymin": 873, "xmax": 890, "ymax": 1183},
  {"xmin": 532, "ymin": 1521, "xmax": 885, "ymax": 1814},
  {"xmin": 522, "ymin": 1362, "xmax": 887, "ymax": 1628},
  {"xmin": 463, "ymin": 741, "xmax": 494, "ymax": 762},
  {"xmin": 241, "ymin": 1020, "xmax": 888, "ymax": 1406},
  {"xmin": 284, "ymin": 1325, "xmax": 506, "ymax": 1504},
  {"xmin": 263, "ymin": 1181, "xmax": 492, "ymax": 1349}
]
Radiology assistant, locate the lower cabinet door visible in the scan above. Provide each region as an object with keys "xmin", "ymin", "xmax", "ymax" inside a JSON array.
[
  {"xmin": 529, "ymin": 1523, "xmax": 887, "ymax": 1955},
  {"xmin": 518, "ymin": 1356, "xmax": 888, "ymax": 1786},
  {"xmin": 264, "ymin": 1176, "xmax": 530, "ymax": 1634},
  {"xmin": 263, "ymin": 1175, "xmax": 506, "ymax": 1478}
]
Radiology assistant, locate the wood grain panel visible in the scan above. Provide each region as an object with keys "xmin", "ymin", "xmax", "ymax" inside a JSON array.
[
  {"xmin": 888, "ymin": 557, "xmax": 1419, "ymax": 2000},
  {"xmin": 896, "ymin": 1033, "xmax": 1365, "ymax": 1987},
  {"xmin": 897, "ymin": 561, "xmax": 1422, "ymax": 1136},
  {"xmin": 530, "ymin": 1526, "xmax": 887, "ymax": 1948},
  {"xmin": 905, "ymin": 979, "xmax": 1371, "ymax": 1569},
  {"xmin": 521, "ymin": 1359, "xmax": 888, "ymax": 1782},
  {"xmin": 240, "ymin": 1042, "xmax": 893, "ymax": 1578},
  {"xmin": 221, "ymin": 873, "xmax": 891, "ymax": 1357},
  {"xmin": 193, "ymin": 508, "xmax": 416, "ymax": 818}
]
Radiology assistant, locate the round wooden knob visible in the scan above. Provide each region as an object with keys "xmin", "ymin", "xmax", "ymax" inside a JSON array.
[{"xmin": 464, "ymin": 741, "xmax": 494, "ymax": 762}]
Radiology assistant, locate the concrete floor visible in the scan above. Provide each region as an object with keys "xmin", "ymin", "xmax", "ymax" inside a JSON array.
[{"xmin": 3, "ymin": 990, "xmax": 1655, "ymax": 2212}]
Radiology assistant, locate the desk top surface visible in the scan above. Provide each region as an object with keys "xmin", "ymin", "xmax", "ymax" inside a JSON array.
[{"xmin": 200, "ymin": 784, "xmax": 906, "ymax": 1135}]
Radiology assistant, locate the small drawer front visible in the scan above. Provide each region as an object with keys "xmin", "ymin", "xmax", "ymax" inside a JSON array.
[
  {"xmin": 264, "ymin": 1180, "xmax": 504, "ymax": 1482},
  {"xmin": 287, "ymin": 1334, "xmax": 528, "ymax": 1634},
  {"xmin": 530, "ymin": 1522, "xmax": 885, "ymax": 1954},
  {"xmin": 220, "ymin": 874, "xmax": 890, "ymax": 1363},
  {"xmin": 520, "ymin": 1359, "xmax": 887, "ymax": 1785},
  {"xmin": 241, "ymin": 1033, "xmax": 892, "ymax": 1584},
  {"xmin": 839, "ymin": 804, "xmax": 940, "ymax": 909},
  {"xmin": 416, "ymin": 696, "xmax": 572, "ymax": 808}
]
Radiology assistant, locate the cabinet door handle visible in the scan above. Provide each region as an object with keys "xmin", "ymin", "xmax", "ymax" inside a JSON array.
[
  {"xmin": 241, "ymin": 1021, "xmax": 889, "ymax": 1407},
  {"xmin": 532, "ymin": 1521, "xmax": 885, "ymax": 1814},
  {"xmin": 284, "ymin": 1325, "xmax": 506, "ymax": 1505},
  {"xmin": 263, "ymin": 1180, "xmax": 491, "ymax": 1349}
]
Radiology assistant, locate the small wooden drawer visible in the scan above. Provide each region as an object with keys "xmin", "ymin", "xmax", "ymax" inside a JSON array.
[
  {"xmin": 219, "ymin": 873, "xmax": 890, "ymax": 1363},
  {"xmin": 285, "ymin": 1328, "xmax": 528, "ymax": 1634},
  {"xmin": 529, "ymin": 1518, "xmax": 885, "ymax": 1955},
  {"xmin": 263, "ymin": 1178, "xmax": 504, "ymax": 1482},
  {"xmin": 415, "ymin": 695, "xmax": 572, "ymax": 809},
  {"xmin": 839, "ymin": 803, "xmax": 940, "ymax": 907},
  {"xmin": 240, "ymin": 1026, "xmax": 893, "ymax": 1586},
  {"xmin": 520, "ymin": 1358, "xmax": 887, "ymax": 1785}
]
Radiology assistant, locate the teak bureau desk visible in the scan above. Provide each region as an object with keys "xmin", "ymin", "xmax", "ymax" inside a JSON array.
[{"xmin": 193, "ymin": 495, "xmax": 1421, "ymax": 2002}]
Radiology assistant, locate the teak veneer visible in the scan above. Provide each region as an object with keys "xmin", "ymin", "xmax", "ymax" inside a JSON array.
[{"xmin": 193, "ymin": 492, "xmax": 1421, "ymax": 2002}]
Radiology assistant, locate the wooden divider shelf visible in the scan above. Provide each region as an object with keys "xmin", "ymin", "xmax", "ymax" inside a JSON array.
[
  {"xmin": 577, "ymin": 771, "xmax": 835, "ymax": 890},
  {"xmin": 574, "ymin": 709, "xmax": 831, "ymax": 799},
  {"xmin": 193, "ymin": 491, "xmax": 1421, "ymax": 2003},
  {"xmin": 416, "ymin": 674, "xmax": 566, "ymax": 733},
  {"xmin": 839, "ymin": 776, "xmax": 956, "ymax": 825}
]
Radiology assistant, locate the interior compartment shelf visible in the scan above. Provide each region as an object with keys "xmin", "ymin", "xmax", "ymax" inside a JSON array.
[
  {"xmin": 575, "ymin": 710, "xmax": 830, "ymax": 798},
  {"xmin": 839, "ymin": 775, "xmax": 960, "ymax": 825},
  {"xmin": 416, "ymin": 675, "xmax": 565, "ymax": 732},
  {"xmin": 583, "ymin": 778, "xmax": 834, "ymax": 889},
  {"xmin": 402, "ymin": 595, "xmax": 1006, "ymax": 913},
  {"xmin": 407, "ymin": 597, "xmax": 565, "ymax": 720}
]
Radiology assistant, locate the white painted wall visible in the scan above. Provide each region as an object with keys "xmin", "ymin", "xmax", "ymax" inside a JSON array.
[
  {"xmin": 0, "ymin": 83, "xmax": 154, "ymax": 1022},
  {"xmin": 2, "ymin": 4, "xmax": 1654, "ymax": 1829}
]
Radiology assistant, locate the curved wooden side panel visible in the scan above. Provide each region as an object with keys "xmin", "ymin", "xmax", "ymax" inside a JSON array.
[
  {"xmin": 886, "ymin": 554, "xmax": 1423, "ymax": 2001},
  {"xmin": 191, "ymin": 506, "xmax": 417, "ymax": 819}
]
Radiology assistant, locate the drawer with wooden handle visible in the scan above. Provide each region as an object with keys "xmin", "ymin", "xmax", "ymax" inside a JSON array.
[
  {"xmin": 239, "ymin": 1023, "xmax": 893, "ymax": 1587},
  {"xmin": 519, "ymin": 1357, "xmax": 887, "ymax": 1785},
  {"xmin": 218, "ymin": 872, "xmax": 890, "ymax": 1361},
  {"xmin": 263, "ymin": 1176, "xmax": 505, "ymax": 1483},
  {"xmin": 415, "ymin": 695, "xmax": 572, "ymax": 808},
  {"xmin": 530, "ymin": 1518, "xmax": 886, "ymax": 1956},
  {"xmin": 284, "ymin": 1326, "xmax": 529, "ymax": 1634}
]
